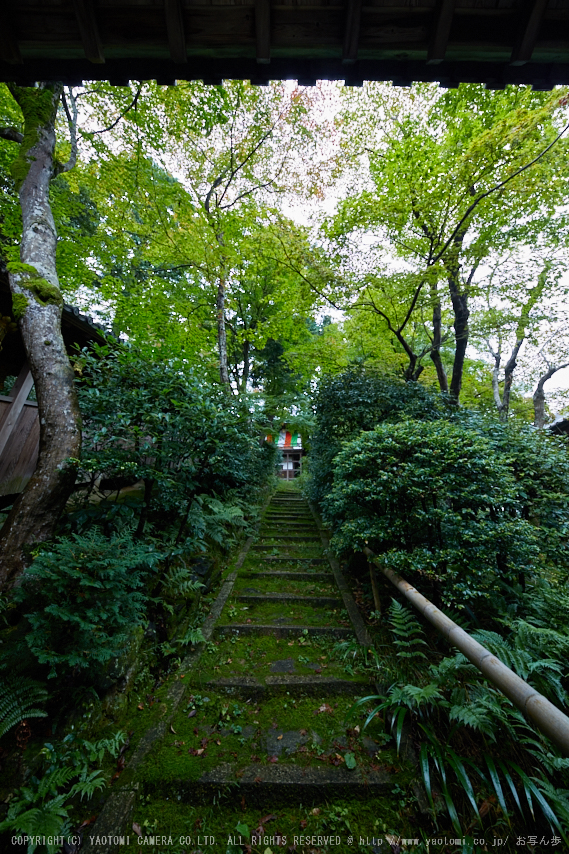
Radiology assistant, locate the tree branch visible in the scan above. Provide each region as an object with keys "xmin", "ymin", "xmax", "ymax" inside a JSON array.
[
  {"xmin": 0, "ymin": 127, "xmax": 23, "ymax": 144},
  {"xmin": 58, "ymin": 88, "xmax": 79, "ymax": 174},
  {"xmin": 431, "ymin": 119, "xmax": 569, "ymax": 267},
  {"xmin": 89, "ymin": 83, "xmax": 143, "ymax": 135}
]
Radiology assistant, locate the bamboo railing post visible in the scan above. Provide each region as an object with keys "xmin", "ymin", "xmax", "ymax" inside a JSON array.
[{"xmin": 363, "ymin": 546, "xmax": 569, "ymax": 757}]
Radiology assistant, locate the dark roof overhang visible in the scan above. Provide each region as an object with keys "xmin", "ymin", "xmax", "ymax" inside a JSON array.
[{"xmin": 1, "ymin": 1, "xmax": 569, "ymax": 89}]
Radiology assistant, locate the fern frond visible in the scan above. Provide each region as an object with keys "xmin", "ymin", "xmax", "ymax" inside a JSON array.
[
  {"xmin": 0, "ymin": 677, "xmax": 48, "ymax": 738},
  {"xmin": 388, "ymin": 599, "xmax": 428, "ymax": 664},
  {"xmin": 161, "ymin": 565, "xmax": 204, "ymax": 599}
]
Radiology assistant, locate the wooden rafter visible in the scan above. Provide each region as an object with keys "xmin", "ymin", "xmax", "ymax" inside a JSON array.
[
  {"xmin": 72, "ymin": 0, "xmax": 104, "ymax": 64},
  {"xmin": 427, "ymin": 0, "xmax": 456, "ymax": 64},
  {"xmin": 165, "ymin": 0, "xmax": 187, "ymax": 65},
  {"xmin": 255, "ymin": 0, "xmax": 271, "ymax": 65},
  {"xmin": 511, "ymin": 0, "xmax": 549, "ymax": 66},
  {"xmin": 0, "ymin": 15, "xmax": 22, "ymax": 65},
  {"xmin": 342, "ymin": 0, "xmax": 362, "ymax": 65}
]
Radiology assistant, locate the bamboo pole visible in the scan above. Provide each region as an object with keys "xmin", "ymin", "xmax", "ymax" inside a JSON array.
[{"xmin": 363, "ymin": 546, "xmax": 569, "ymax": 757}]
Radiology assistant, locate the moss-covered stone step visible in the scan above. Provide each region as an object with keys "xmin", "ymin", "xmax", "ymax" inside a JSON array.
[
  {"xmin": 141, "ymin": 763, "xmax": 392, "ymax": 805},
  {"xmin": 189, "ymin": 633, "xmax": 362, "ymax": 683},
  {"xmin": 240, "ymin": 571, "xmax": 334, "ymax": 581},
  {"xmin": 262, "ymin": 520, "xmax": 315, "ymax": 526},
  {"xmin": 221, "ymin": 599, "xmax": 348, "ymax": 628},
  {"xmin": 216, "ymin": 625, "xmax": 353, "ymax": 639},
  {"xmin": 251, "ymin": 544, "xmax": 322, "ymax": 552},
  {"xmin": 206, "ymin": 675, "xmax": 373, "ymax": 697},
  {"xmin": 234, "ymin": 576, "xmax": 336, "ymax": 596},
  {"xmin": 258, "ymin": 557, "xmax": 327, "ymax": 564},
  {"xmin": 257, "ymin": 534, "xmax": 321, "ymax": 541},
  {"xmin": 232, "ymin": 594, "xmax": 342, "ymax": 607}
]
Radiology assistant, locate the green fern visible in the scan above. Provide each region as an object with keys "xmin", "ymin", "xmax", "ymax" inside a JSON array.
[
  {"xmin": 0, "ymin": 676, "xmax": 48, "ymax": 738},
  {"xmin": 471, "ymin": 628, "xmax": 568, "ymax": 709},
  {"xmin": 161, "ymin": 565, "xmax": 204, "ymax": 599},
  {"xmin": 388, "ymin": 599, "xmax": 428, "ymax": 662}
]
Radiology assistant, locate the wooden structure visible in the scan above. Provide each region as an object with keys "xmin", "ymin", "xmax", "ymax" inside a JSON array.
[
  {"xmin": 266, "ymin": 428, "xmax": 303, "ymax": 479},
  {"xmin": 0, "ymin": 269, "xmax": 106, "ymax": 506},
  {"xmin": 1, "ymin": 1, "xmax": 569, "ymax": 88}
]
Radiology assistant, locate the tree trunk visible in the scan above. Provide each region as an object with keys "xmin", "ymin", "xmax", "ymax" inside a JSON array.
[
  {"xmin": 533, "ymin": 378, "xmax": 548, "ymax": 429},
  {"xmin": 532, "ymin": 363, "xmax": 569, "ymax": 428},
  {"xmin": 429, "ymin": 295, "xmax": 448, "ymax": 393},
  {"xmin": 447, "ymin": 266, "xmax": 469, "ymax": 401},
  {"xmin": 499, "ymin": 340, "xmax": 522, "ymax": 422},
  {"xmin": 0, "ymin": 84, "xmax": 82, "ymax": 592},
  {"xmin": 241, "ymin": 337, "xmax": 250, "ymax": 393},
  {"xmin": 216, "ymin": 274, "xmax": 230, "ymax": 386}
]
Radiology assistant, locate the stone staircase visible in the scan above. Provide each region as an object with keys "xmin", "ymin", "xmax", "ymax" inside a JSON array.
[
  {"xmin": 133, "ymin": 486, "xmax": 392, "ymax": 805},
  {"xmin": 85, "ymin": 485, "xmax": 402, "ymax": 852}
]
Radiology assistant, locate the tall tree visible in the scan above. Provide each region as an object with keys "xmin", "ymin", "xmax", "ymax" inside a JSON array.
[
  {"xmin": 0, "ymin": 83, "xmax": 81, "ymax": 590},
  {"xmin": 332, "ymin": 83, "xmax": 569, "ymax": 401},
  {"xmin": 79, "ymin": 80, "xmax": 329, "ymax": 386}
]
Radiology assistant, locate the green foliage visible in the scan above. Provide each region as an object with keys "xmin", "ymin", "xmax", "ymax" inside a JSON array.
[
  {"xmin": 160, "ymin": 565, "xmax": 203, "ymax": 600},
  {"xmin": 76, "ymin": 344, "xmax": 275, "ymax": 523},
  {"xmin": 351, "ymin": 611, "xmax": 569, "ymax": 841},
  {"xmin": 324, "ymin": 419, "xmax": 538, "ymax": 606},
  {"xmin": 387, "ymin": 599, "xmax": 428, "ymax": 668},
  {"xmin": 13, "ymin": 529, "xmax": 161, "ymax": 678},
  {"xmin": 0, "ymin": 730, "xmax": 124, "ymax": 853},
  {"xmin": 0, "ymin": 676, "xmax": 48, "ymax": 738},
  {"xmin": 306, "ymin": 369, "xmax": 450, "ymax": 508}
]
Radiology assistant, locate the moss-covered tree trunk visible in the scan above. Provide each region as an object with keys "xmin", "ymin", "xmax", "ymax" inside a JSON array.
[{"xmin": 0, "ymin": 83, "xmax": 81, "ymax": 592}]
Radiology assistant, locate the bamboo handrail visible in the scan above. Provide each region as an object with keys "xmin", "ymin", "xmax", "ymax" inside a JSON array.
[{"xmin": 363, "ymin": 546, "xmax": 569, "ymax": 757}]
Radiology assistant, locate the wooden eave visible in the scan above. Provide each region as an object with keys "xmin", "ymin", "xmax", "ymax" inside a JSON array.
[{"xmin": 0, "ymin": 0, "xmax": 568, "ymax": 88}]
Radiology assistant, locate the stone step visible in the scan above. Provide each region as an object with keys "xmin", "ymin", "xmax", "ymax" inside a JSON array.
[
  {"xmin": 241, "ymin": 571, "xmax": 334, "ymax": 581},
  {"xmin": 233, "ymin": 594, "xmax": 343, "ymax": 607},
  {"xmin": 216, "ymin": 625, "xmax": 352, "ymax": 639},
  {"xmin": 259, "ymin": 557, "xmax": 327, "ymax": 564},
  {"xmin": 206, "ymin": 675, "xmax": 372, "ymax": 697},
  {"xmin": 251, "ymin": 544, "xmax": 322, "ymax": 551},
  {"xmin": 146, "ymin": 763, "xmax": 391, "ymax": 805},
  {"xmin": 259, "ymin": 532, "xmax": 322, "ymax": 544}
]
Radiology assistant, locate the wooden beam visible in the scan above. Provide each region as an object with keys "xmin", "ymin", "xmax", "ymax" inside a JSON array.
[
  {"xmin": 255, "ymin": 0, "xmax": 271, "ymax": 65},
  {"xmin": 342, "ymin": 0, "xmax": 362, "ymax": 65},
  {"xmin": 427, "ymin": 0, "xmax": 455, "ymax": 65},
  {"xmin": 72, "ymin": 0, "xmax": 104, "ymax": 64},
  {"xmin": 0, "ymin": 365, "xmax": 34, "ymax": 459},
  {"xmin": 510, "ymin": 0, "xmax": 549, "ymax": 66},
  {"xmin": 165, "ymin": 0, "xmax": 187, "ymax": 65},
  {"xmin": 0, "ymin": 16, "xmax": 22, "ymax": 65}
]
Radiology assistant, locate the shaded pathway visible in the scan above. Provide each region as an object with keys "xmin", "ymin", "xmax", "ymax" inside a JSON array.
[{"xmin": 84, "ymin": 484, "xmax": 399, "ymax": 852}]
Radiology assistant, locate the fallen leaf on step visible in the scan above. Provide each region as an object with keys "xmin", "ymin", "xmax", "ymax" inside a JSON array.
[
  {"xmin": 277, "ymin": 735, "xmax": 283, "ymax": 740},
  {"xmin": 268, "ymin": 755, "xmax": 278, "ymax": 763},
  {"xmin": 300, "ymin": 729, "xmax": 307, "ymax": 736}
]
